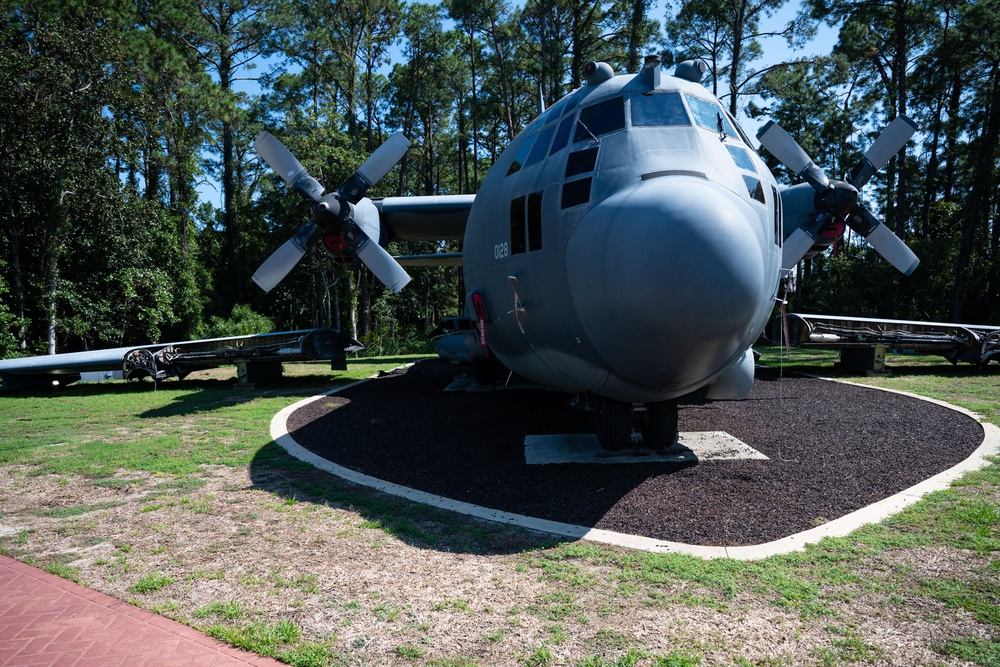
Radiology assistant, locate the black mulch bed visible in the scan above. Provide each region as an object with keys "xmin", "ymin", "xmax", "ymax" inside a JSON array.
[{"xmin": 286, "ymin": 359, "xmax": 985, "ymax": 546}]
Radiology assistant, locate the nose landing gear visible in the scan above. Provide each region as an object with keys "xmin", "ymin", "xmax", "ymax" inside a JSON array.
[{"xmin": 594, "ymin": 396, "xmax": 679, "ymax": 452}]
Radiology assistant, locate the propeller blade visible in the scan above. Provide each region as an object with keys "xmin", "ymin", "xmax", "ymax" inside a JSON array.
[
  {"xmin": 343, "ymin": 221, "xmax": 411, "ymax": 292},
  {"xmin": 781, "ymin": 227, "xmax": 818, "ymax": 271},
  {"xmin": 358, "ymin": 132, "xmax": 411, "ymax": 186},
  {"xmin": 848, "ymin": 115, "xmax": 918, "ymax": 189},
  {"xmin": 847, "ymin": 207, "xmax": 920, "ymax": 276},
  {"xmin": 340, "ymin": 132, "xmax": 411, "ymax": 204},
  {"xmin": 254, "ymin": 131, "xmax": 324, "ymax": 200},
  {"xmin": 865, "ymin": 116, "xmax": 918, "ymax": 172},
  {"xmin": 756, "ymin": 121, "xmax": 830, "ymax": 190},
  {"xmin": 251, "ymin": 222, "xmax": 319, "ymax": 293}
]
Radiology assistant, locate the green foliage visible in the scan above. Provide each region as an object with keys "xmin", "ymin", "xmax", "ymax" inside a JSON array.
[
  {"xmin": 205, "ymin": 304, "xmax": 275, "ymax": 338},
  {"xmin": 129, "ymin": 572, "xmax": 174, "ymax": 593},
  {"xmin": 0, "ymin": 266, "xmax": 20, "ymax": 358},
  {"xmin": 203, "ymin": 618, "xmax": 316, "ymax": 659},
  {"xmin": 31, "ymin": 501, "xmax": 123, "ymax": 519},
  {"xmin": 42, "ymin": 562, "xmax": 82, "ymax": 583},
  {"xmin": 1, "ymin": 0, "xmax": 999, "ymax": 357},
  {"xmin": 937, "ymin": 637, "xmax": 1000, "ymax": 667},
  {"xmin": 193, "ymin": 600, "xmax": 250, "ymax": 620}
]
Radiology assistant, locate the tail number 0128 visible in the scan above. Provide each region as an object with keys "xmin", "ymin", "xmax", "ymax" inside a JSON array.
[{"xmin": 494, "ymin": 242, "xmax": 509, "ymax": 260}]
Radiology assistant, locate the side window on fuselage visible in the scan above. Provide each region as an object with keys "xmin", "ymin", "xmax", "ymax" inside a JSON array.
[
  {"xmin": 511, "ymin": 193, "xmax": 544, "ymax": 254},
  {"xmin": 510, "ymin": 196, "xmax": 526, "ymax": 254},
  {"xmin": 771, "ymin": 185, "xmax": 783, "ymax": 247}
]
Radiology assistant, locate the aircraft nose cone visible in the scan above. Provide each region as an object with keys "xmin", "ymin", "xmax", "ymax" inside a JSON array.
[{"xmin": 566, "ymin": 176, "xmax": 769, "ymax": 396}]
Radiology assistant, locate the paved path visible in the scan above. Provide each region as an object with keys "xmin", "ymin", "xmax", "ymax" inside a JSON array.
[{"xmin": 0, "ymin": 555, "xmax": 284, "ymax": 666}]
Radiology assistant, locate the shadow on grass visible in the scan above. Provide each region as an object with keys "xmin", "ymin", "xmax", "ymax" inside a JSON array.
[
  {"xmin": 134, "ymin": 376, "xmax": 355, "ymax": 419},
  {"xmin": 248, "ymin": 439, "xmax": 571, "ymax": 556},
  {"xmin": 246, "ymin": 359, "xmax": 696, "ymax": 556}
]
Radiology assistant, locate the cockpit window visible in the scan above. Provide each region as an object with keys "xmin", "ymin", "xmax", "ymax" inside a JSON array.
[
  {"xmin": 726, "ymin": 145, "xmax": 756, "ymax": 172},
  {"xmin": 506, "ymin": 132, "xmax": 537, "ymax": 176},
  {"xmin": 684, "ymin": 94, "xmax": 738, "ymax": 140},
  {"xmin": 724, "ymin": 108, "xmax": 754, "ymax": 145},
  {"xmin": 574, "ymin": 96, "xmax": 625, "ymax": 142},
  {"xmin": 743, "ymin": 175, "xmax": 766, "ymax": 203},
  {"xmin": 545, "ymin": 91, "xmax": 580, "ymax": 120},
  {"xmin": 631, "ymin": 92, "xmax": 690, "ymax": 127},
  {"xmin": 526, "ymin": 123, "xmax": 556, "ymax": 167},
  {"xmin": 549, "ymin": 114, "xmax": 575, "ymax": 155}
]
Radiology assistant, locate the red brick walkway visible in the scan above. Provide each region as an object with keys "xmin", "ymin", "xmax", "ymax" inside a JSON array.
[{"xmin": 0, "ymin": 556, "xmax": 284, "ymax": 666}]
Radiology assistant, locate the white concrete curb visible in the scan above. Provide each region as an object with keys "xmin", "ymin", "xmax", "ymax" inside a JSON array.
[{"xmin": 269, "ymin": 372, "xmax": 999, "ymax": 560}]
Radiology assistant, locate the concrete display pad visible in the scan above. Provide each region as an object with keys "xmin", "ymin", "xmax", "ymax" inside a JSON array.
[{"xmin": 524, "ymin": 432, "xmax": 767, "ymax": 464}]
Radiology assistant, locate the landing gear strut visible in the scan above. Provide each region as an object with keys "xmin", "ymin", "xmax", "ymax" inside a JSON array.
[{"xmin": 594, "ymin": 397, "xmax": 679, "ymax": 452}]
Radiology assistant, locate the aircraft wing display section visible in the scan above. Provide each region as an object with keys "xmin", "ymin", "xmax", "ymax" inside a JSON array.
[
  {"xmin": 375, "ymin": 195, "xmax": 475, "ymax": 241},
  {"xmin": 0, "ymin": 329, "xmax": 362, "ymax": 391},
  {"xmin": 776, "ymin": 313, "xmax": 1000, "ymax": 368},
  {"xmin": 393, "ymin": 252, "xmax": 463, "ymax": 267}
]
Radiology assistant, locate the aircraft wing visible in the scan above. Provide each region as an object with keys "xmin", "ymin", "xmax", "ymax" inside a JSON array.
[
  {"xmin": 0, "ymin": 346, "xmax": 137, "ymax": 378},
  {"xmin": 393, "ymin": 252, "xmax": 463, "ymax": 267},
  {"xmin": 375, "ymin": 195, "xmax": 475, "ymax": 241},
  {"xmin": 0, "ymin": 329, "xmax": 362, "ymax": 391}
]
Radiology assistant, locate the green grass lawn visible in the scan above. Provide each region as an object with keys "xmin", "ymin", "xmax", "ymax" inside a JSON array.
[
  {"xmin": 0, "ymin": 356, "xmax": 428, "ymax": 476},
  {"xmin": 1, "ymin": 350, "xmax": 998, "ymax": 667}
]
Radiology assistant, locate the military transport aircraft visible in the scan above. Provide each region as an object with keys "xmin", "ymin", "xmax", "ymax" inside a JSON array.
[{"xmin": 250, "ymin": 55, "xmax": 920, "ymax": 451}]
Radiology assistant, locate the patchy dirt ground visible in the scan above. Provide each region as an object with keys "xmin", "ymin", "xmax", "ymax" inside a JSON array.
[{"xmin": 1, "ymin": 365, "xmax": 997, "ymax": 666}]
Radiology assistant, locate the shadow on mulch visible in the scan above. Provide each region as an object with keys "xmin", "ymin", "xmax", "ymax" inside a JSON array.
[{"xmin": 251, "ymin": 359, "xmax": 985, "ymax": 552}]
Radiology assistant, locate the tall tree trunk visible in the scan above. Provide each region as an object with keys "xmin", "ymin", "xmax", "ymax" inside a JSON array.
[
  {"xmin": 942, "ymin": 69, "xmax": 963, "ymax": 201},
  {"xmin": 951, "ymin": 62, "xmax": 1000, "ymax": 321},
  {"xmin": 359, "ymin": 268, "xmax": 370, "ymax": 337},
  {"xmin": 46, "ymin": 184, "xmax": 71, "ymax": 355},
  {"xmin": 488, "ymin": 16, "xmax": 515, "ymax": 140},
  {"xmin": 470, "ymin": 29, "xmax": 480, "ymax": 190},
  {"xmin": 892, "ymin": 0, "xmax": 910, "ymax": 235},
  {"xmin": 626, "ymin": 0, "xmax": 647, "ymax": 73},
  {"xmin": 920, "ymin": 5, "xmax": 953, "ymax": 237},
  {"xmin": 0, "ymin": 163, "xmax": 27, "ymax": 350},
  {"xmin": 347, "ymin": 271, "xmax": 358, "ymax": 340},
  {"xmin": 219, "ymin": 44, "xmax": 243, "ymax": 305},
  {"xmin": 727, "ymin": 0, "xmax": 745, "ymax": 118},
  {"xmin": 330, "ymin": 270, "xmax": 340, "ymax": 330}
]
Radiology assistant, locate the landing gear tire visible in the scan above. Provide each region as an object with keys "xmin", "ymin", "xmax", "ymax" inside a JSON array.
[
  {"xmin": 641, "ymin": 399, "xmax": 679, "ymax": 451},
  {"xmin": 596, "ymin": 396, "xmax": 632, "ymax": 451}
]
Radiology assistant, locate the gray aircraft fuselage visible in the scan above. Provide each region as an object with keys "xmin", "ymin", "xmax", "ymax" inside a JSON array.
[{"xmin": 460, "ymin": 66, "xmax": 783, "ymax": 403}]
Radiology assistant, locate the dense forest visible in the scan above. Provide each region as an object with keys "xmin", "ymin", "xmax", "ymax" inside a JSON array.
[{"xmin": 1, "ymin": 0, "xmax": 998, "ymax": 359}]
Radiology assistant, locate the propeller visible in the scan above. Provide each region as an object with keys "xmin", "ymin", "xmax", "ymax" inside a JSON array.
[
  {"xmin": 252, "ymin": 131, "xmax": 413, "ymax": 293},
  {"xmin": 757, "ymin": 117, "xmax": 919, "ymax": 276}
]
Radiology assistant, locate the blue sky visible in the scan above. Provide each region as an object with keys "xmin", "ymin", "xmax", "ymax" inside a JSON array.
[{"xmin": 200, "ymin": 1, "xmax": 839, "ymax": 207}]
